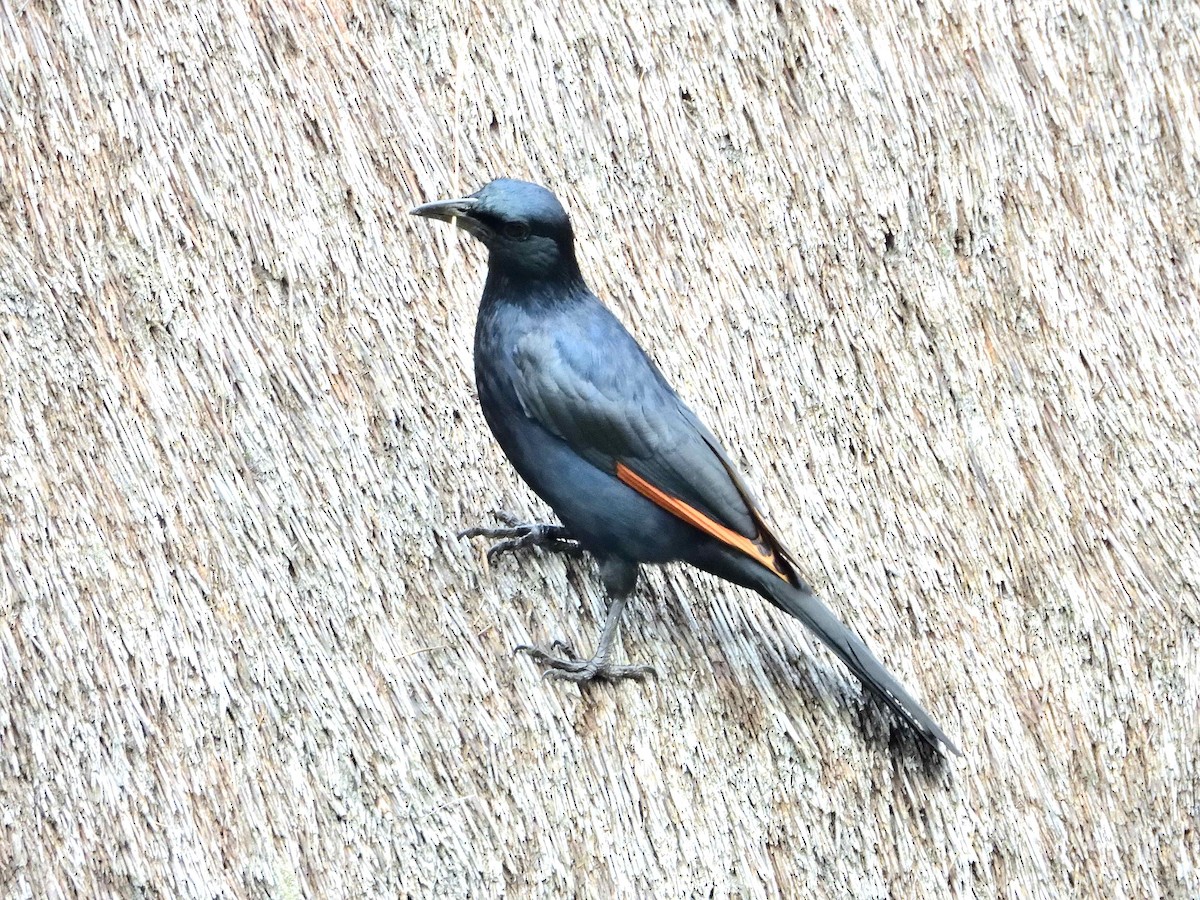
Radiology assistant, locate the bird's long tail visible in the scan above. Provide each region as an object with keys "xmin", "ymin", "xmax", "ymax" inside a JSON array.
[{"xmin": 709, "ymin": 550, "xmax": 961, "ymax": 755}]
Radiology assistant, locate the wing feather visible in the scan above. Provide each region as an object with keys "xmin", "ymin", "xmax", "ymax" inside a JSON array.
[{"xmin": 511, "ymin": 322, "xmax": 797, "ymax": 583}]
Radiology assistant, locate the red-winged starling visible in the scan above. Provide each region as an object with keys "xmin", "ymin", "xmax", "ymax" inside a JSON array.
[{"xmin": 412, "ymin": 178, "xmax": 960, "ymax": 756}]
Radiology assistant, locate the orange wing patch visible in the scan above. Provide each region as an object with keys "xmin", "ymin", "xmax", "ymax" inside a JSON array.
[{"xmin": 615, "ymin": 461, "xmax": 791, "ymax": 582}]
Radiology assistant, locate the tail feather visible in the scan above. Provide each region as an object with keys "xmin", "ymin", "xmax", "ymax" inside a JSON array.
[{"xmin": 722, "ymin": 553, "xmax": 961, "ymax": 755}]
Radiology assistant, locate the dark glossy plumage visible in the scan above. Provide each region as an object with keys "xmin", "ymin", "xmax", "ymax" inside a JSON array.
[{"xmin": 412, "ymin": 178, "xmax": 960, "ymax": 756}]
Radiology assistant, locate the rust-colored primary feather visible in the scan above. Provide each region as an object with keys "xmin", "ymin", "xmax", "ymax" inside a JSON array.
[{"xmin": 614, "ymin": 461, "xmax": 793, "ymax": 584}]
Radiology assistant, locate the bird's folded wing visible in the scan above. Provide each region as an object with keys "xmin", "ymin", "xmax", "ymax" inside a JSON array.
[{"xmin": 512, "ymin": 329, "xmax": 796, "ymax": 581}]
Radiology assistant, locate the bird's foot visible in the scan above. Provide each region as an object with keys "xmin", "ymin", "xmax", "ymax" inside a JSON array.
[
  {"xmin": 514, "ymin": 639, "xmax": 656, "ymax": 683},
  {"xmin": 458, "ymin": 511, "xmax": 583, "ymax": 561}
]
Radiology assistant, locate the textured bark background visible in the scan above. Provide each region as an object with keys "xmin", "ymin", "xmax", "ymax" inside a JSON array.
[{"xmin": 1, "ymin": 0, "xmax": 1198, "ymax": 896}]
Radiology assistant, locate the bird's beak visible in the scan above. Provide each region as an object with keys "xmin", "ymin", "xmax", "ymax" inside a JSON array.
[{"xmin": 410, "ymin": 196, "xmax": 479, "ymax": 225}]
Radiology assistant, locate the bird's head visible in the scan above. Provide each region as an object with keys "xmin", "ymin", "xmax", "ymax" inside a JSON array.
[{"xmin": 411, "ymin": 179, "xmax": 579, "ymax": 282}]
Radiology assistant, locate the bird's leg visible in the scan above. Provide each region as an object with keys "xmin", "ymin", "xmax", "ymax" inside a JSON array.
[
  {"xmin": 458, "ymin": 510, "xmax": 584, "ymax": 562},
  {"xmin": 515, "ymin": 557, "xmax": 656, "ymax": 683}
]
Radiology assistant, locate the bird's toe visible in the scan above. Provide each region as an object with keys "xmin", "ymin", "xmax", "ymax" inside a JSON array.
[
  {"xmin": 459, "ymin": 514, "xmax": 581, "ymax": 560},
  {"xmin": 515, "ymin": 641, "xmax": 655, "ymax": 684}
]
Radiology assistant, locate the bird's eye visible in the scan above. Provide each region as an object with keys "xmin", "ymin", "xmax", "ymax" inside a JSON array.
[{"xmin": 503, "ymin": 221, "xmax": 531, "ymax": 241}]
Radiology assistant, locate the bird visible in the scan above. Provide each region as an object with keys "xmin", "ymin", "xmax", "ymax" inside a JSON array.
[{"xmin": 411, "ymin": 178, "xmax": 960, "ymax": 756}]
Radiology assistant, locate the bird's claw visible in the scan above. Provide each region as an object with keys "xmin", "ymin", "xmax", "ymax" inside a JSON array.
[
  {"xmin": 458, "ymin": 511, "xmax": 583, "ymax": 561},
  {"xmin": 514, "ymin": 638, "xmax": 577, "ymax": 659},
  {"xmin": 549, "ymin": 638, "xmax": 577, "ymax": 657},
  {"xmin": 514, "ymin": 641, "xmax": 656, "ymax": 683}
]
